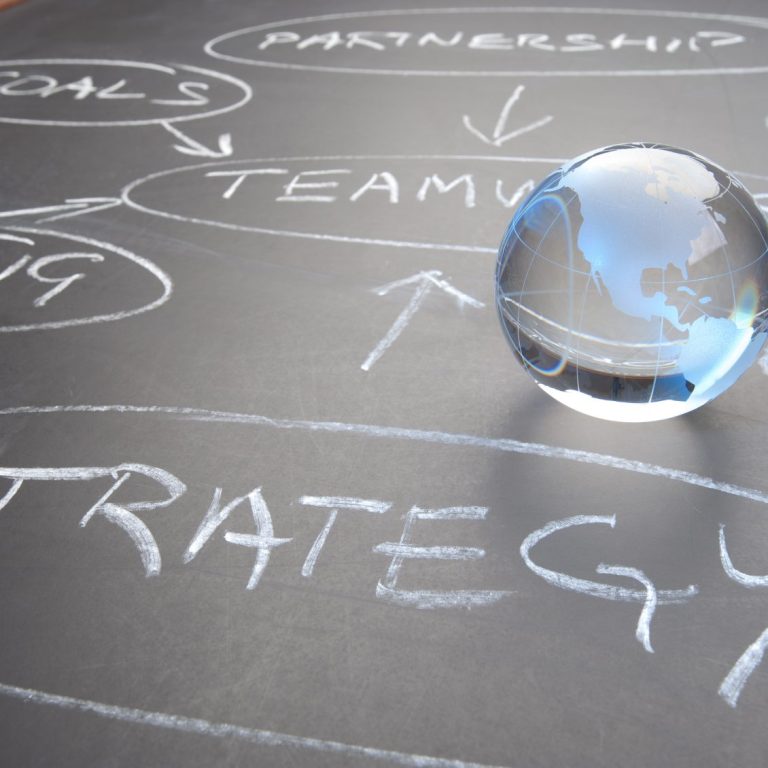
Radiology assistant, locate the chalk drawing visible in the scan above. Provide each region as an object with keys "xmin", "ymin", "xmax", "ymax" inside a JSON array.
[
  {"xmin": 26, "ymin": 252, "xmax": 105, "ymax": 307},
  {"xmin": 374, "ymin": 505, "xmax": 512, "ymax": 608},
  {"xmin": 184, "ymin": 487, "xmax": 291, "ymax": 589},
  {"xmin": 203, "ymin": 8, "xmax": 768, "ymax": 77},
  {"xmin": 595, "ymin": 564, "xmax": 658, "ymax": 652},
  {"xmin": 0, "ymin": 681, "xmax": 510, "ymax": 768},
  {"xmin": 1, "ymin": 404, "xmax": 766, "ymax": 505},
  {"xmin": 361, "ymin": 270, "xmax": 484, "ymax": 372},
  {"xmin": 717, "ymin": 524, "xmax": 768, "ymax": 707},
  {"xmin": 719, "ymin": 628, "xmax": 768, "ymax": 708},
  {"xmin": 299, "ymin": 496, "xmax": 392, "ymax": 577},
  {"xmin": 121, "ymin": 154, "xmax": 563, "ymax": 254},
  {"xmin": 0, "ymin": 227, "xmax": 172, "ymax": 333},
  {"xmin": 462, "ymin": 86, "xmax": 553, "ymax": 147},
  {"xmin": 0, "ymin": 197, "xmax": 122, "ymax": 223},
  {"xmin": 161, "ymin": 120, "xmax": 233, "ymax": 158},
  {"xmin": 0, "ymin": 59, "xmax": 252, "ymax": 126},
  {"xmin": 0, "ymin": 478, "xmax": 23, "ymax": 511},
  {"xmin": 520, "ymin": 515, "xmax": 698, "ymax": 603},
  {"xmin": 719, "ymin": 524, "xmax": 768, "ymax": 588},
  {"xmin": 0, "ymin": 464, "xmax": 185, "ymax": 577}
]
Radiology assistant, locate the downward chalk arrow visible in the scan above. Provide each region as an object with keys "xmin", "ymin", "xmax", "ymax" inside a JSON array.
[
  {"xmin": 0, "ymin": 197, "xmax": 122, "ymax": 223},
  {"xmin": 462, "ymin": 86, "xmax": 553, "ymax": 148},
  {"xmin": 161, "ymin": 121, "xmax": 233, "ymax": 158},
  {"xmin": 361, "ymin": 270, "xmax": 484, "ymax": 372}
]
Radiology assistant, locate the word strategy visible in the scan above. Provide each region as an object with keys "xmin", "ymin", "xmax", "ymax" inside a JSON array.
[{"xmin": 2, "ymin": 460, "xmax": 768, "ymax": 709}]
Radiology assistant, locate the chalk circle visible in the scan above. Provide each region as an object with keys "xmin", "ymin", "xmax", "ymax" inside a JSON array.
[
  {"xmin": 0, "ymin": 59, "xmax": 252, "ymax": 126},
  {"xmin": 121, "ymin": 154, "xmax": 560, "ymax": 254},
  {"xmin": 204, "ymin": 7, "xmax": 768, "ymax": 77},
  {"xmin": 0, "ymin": 227, "xmax": 172, "ymax": 332}
]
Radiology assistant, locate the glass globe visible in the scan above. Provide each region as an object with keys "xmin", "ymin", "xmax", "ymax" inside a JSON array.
[{"xmin": 495, "ymin": 143, "xmax": 768, "ymax": 422}]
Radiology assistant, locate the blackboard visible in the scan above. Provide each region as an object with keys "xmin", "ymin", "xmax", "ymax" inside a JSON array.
[{"xmin": 1, "ymin": 1, "xmax": 768, "ymax": 766}]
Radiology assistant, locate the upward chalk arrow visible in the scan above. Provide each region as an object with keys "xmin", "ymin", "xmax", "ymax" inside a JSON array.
[
  {"xmin": 161, "ymin": 121, "xmax": 233, "ymax": 158},
  {"xmin": 462, "ymin": 86, "xmax": 553, "ymax": 148},
  {"xmin": 361, "ymin": 270, "xmax": 484, "ymax": 372}
]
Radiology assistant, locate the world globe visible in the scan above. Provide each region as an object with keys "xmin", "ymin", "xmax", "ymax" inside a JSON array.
[{"xmin": 495, "ymin": 143, "xmax": 768, "ymax": 422}]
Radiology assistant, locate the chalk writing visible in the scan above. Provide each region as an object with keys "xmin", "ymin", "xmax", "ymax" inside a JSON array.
[
  {"xmin": 3, "ymin": 402, "xmax": 768, "ymax": 708},
  {"xmin": 375, "ymin": 505, "xmax": 512, "ymax": 608},
  {"xmin": 0, "ymin": 464, "xmax": 184, "ymax": 577},
  {"xmin": 0, "ymin": 227, "xmax": 172, "ymax": 333},
  {"xmin": 203, "ymin": 9, "xmax": 765, "ymax": 77},
  {"xmin": 299, "ymin": 496, "xmax": 392, "ymax": 577},
  {"xmin": 520, "ymin": 515, "xmax": 698, "ymax": 603},
  {"xmin": 595, "ymin": 564, "xmax": 658, "ymax": 653},
  {"xmin": 717, "ymin": 524, "xmax": 768, "ymax": 707},
  {"xmin": 184, "ymin": 486, "xmax": 291, "ymax": 589},
  {"xmin": 0, "ymin": 59, "xmax": 251, "ymax": 126},
  {"xmin": 122, "ymin": 155, "xmax": 551, "ymax": 254},
  {"xmin": 250, "ymin": 29, "xmax": 743, "ymax": 55}
]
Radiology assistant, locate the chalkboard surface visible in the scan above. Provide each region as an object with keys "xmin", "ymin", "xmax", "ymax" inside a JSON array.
[{"xmin": 1, "ymin": 1, "xmax": 768, "ymax": 766}]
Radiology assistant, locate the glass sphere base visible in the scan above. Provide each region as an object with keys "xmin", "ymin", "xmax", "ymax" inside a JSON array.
[{"xmin": 538, "ymin": 383, "xmax": 703, "ymax": 422}]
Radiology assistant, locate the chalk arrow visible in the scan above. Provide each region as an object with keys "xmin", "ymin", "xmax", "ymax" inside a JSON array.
[
  {"xmin": 462, "ymin": 86, "xmax": 553, "ymax": 148},
  {"xmin": 0, "ymin": 197, "xmax": 122, "ymax": 223},
  {"xmin": 361, "ymin": 270, "xmax": 484, "ymax": 372},
  {"xmin": 162, "ymin": 121, "xmax": 233, "ymax": 158}
]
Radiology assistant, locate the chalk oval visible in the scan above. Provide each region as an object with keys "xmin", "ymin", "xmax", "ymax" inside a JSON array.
[
  {"xmin": 0, "ymin": 59, "xmax": 251, "ymax": 126},
  {"xmin": 0, "ymin": 227, "xmax": 172, "ymax": 332},
  {"xmin": 204, "ymin": 7, "xmax": 768, "ymax": 77},
  {"xmin": 121, "ymin": 155, "xmax": 561, "ymax": 254}
]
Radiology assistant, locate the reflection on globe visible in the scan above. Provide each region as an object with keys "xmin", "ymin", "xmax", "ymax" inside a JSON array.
[{"xmin": 495, "ymin": 143, "xmax": 768, "ymax": 422}]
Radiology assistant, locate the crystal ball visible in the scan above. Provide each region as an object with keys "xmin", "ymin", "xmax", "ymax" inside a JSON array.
[{"xmin": 495, "ymin": 143, "xmax": 768, "ymax": 422}]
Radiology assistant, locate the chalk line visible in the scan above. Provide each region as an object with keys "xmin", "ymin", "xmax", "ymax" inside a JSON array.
[
  {"xmin": 717, "ymin": 525, "xmax": 768, "ymax": 707},
  {"xmin": 203, "ymin": 7, "xmax": 768, "ymax": 77},
  {"xmin": 362, "ymin": 271, "xmax": 484, "ymax": 371},
  {"xmin": 0, "ymin": 60, "xmax": 252, "ymax": 127},
  {"xmin": 596, "ymin": 564, "xmax": 658, "ymax": 652},
  {"xmin": 719, "ymin": 523, "xmax": 768, "ymax": 587},
  {"xmin": 0, "ymin": 681, "xmax": 509, "ymax": 768},
  {"xmin": 0, "ymin": 227, "xmax": 172, "ymax": 333},
  {"xmin": 719, "ymin": 627, "xmax": 768, "ymax": 708},
  {"xmin": 1, "ymin": 404, "xmax": 767, "ymax": 505},
  {"xmin": 161, "ymin": 121, "xmax": 233, "ymax": 159},
  {"xmin": 520, "ymin": 515, "xmax": 698, "ymax": 604},
  {"xmin": 120, "ymin": 154, "xmax": 561, "ymax": 255},
  {"xmin": 299, "ymin": 496, "xmax": 392, "ymax": 576},
  {"xmin": 362, "ymin": 274, "xmax": 433, "ymax": 371},
  {"xmin": 299, "ymin": 496, "xmax": 392, "ymax": 513},
  {"xmin": 462, "ymin": 86, "xmax": 553, "ymax": 148},
  {"xmin": 374, "ymin": 504, "xmax": 512, "ymax": 609},
  {"xmin": 301, "ymin": 507, "xmax": 338, "ymax": 577}
]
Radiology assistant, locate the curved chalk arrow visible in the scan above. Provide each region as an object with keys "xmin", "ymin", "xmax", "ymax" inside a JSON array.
[{"xmin": 161, "ymin": 121, "xmax": 233, "ymax": 158}]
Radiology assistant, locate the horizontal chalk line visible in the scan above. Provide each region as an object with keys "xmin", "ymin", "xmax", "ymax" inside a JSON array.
[
  {"xmin": 0, "ymin": 682, "xmax": 507, "ymax": 768},
  {"xmin": 1, "ymin": 404, "xmax": 767, "ymax": 504}
]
